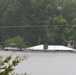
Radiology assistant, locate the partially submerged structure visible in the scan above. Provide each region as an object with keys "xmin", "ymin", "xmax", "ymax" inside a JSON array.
[
  {"xmin": 4, "ymin": 43, "xmax": 20, "ymax": 51},
  {"xmin": 27, "ymin": 44, "xmax": 76, "ymax": 52},
  {"xmin": 67, "ymin": 40, "xmax": 76, "ymax": 49}
]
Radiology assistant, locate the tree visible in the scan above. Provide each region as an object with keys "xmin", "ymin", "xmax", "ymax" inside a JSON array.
[
  {"xmin": 1, "ymin": 0, "xmax": 76, "ymax": 46},
  {"xmin": 53, "ymin": 16, "xmax": 68, "ymax": 25},
  {"xmin": 49, "ymin": 16, "xmax": 68, "ymax": 45},
  {"xmin": 4, "ymin": 36, "xmax": 27, "ymax": 48},
  {"xmin": 62, "ymin": 0, "xmax": 76, "ymax": 24},
  {"xmin": 69, "ymin": 25, "xmax": 76, "ymax": 40}
]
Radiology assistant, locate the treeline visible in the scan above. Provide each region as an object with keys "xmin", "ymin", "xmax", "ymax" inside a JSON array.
[{"xmin": 0, "ymin": 0, "xmax": 76, "ymax": 46}]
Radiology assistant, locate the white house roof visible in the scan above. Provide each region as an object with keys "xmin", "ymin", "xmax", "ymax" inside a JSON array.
[{"xmin": 27, "ymin": 45, "xmax": 76, "ymax": 51}]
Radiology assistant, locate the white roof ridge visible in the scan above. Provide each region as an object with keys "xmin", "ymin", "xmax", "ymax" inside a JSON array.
[{"xmin": 27, "ymin": 45, "xmax": 75, "ymax": 51}]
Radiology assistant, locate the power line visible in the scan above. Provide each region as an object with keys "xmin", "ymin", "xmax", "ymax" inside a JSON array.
[{"xmin": 0, "ymin": 25, "xmax": 72, "ymax": 28}]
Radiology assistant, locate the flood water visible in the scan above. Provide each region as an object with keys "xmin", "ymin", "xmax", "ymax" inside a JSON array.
[
  {"xmin": 15, "ymin": 51, "xmax": 76, "ymax": 75},
  {"xmin": 0, "ymin": 51, "xmax": 76, "ymax": 75}
]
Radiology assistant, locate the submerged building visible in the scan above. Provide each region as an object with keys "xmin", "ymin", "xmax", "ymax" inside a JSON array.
[{"xmin": 27, "ymin": 44, "xmax": 76, "ymax": 52}]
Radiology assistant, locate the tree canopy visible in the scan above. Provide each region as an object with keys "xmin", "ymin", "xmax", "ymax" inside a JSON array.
[{"xmin": 0, "ymin": 0, "xmax": 76, "ymax": 46}]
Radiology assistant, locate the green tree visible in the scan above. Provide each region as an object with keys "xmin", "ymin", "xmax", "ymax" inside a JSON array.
[
  {"xmin": 1, "ymin": 0, "xmax": 76, "ymax": 46},
  {"xmin": 69, "ymin": 25, "xmax": 76, "ymax": 40},
  {"xmin": 50, "ymin": 16, "xmax": 68, "ymax": 45},
  {"xmin": 4, "ymin": 36, "xmax": 27, "ymax": 48},
  {"xmin": 53, "ymin": 16, "xmax": 67, "ymax": 25},
  {"xmin": 62, "ymin": 0, "xmax": 76, "ymax": 24}
]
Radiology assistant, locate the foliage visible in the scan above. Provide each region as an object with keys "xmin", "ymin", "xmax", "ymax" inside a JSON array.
[
  {"xmin": 0, "ymin": 0, "xmax": 76, "ymax": 45},
  {"xmin": 73, "ymin": 18, "xmax": 76, "ymax": 24},
  {"xmin": 69, "ymin": 25, "xmax": 76, "ymax": 40},
  {"xmin": 4, "ymin": 36, "xmax": 27, "ymax": 48},
  {"xmin": 0, "ymin": 52, "xmax": 27, "ymax": 75},
  {"xmin": 53, "ymin": 16, "xmax": 68, "ymax": 25}
]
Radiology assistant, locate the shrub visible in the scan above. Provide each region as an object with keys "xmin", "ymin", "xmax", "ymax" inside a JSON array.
[{"xmin": 0, "ymin": 52, "xmax": 27, "ymax": 75}]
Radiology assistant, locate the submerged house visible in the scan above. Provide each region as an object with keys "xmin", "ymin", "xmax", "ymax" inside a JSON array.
[
  {"xmin": 27, "ymin": 44, "xmax": 76, "ymax": 52},
  {"xmin": 67, "ymin": 40, "xmax": 76, "ymax": 49}
]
